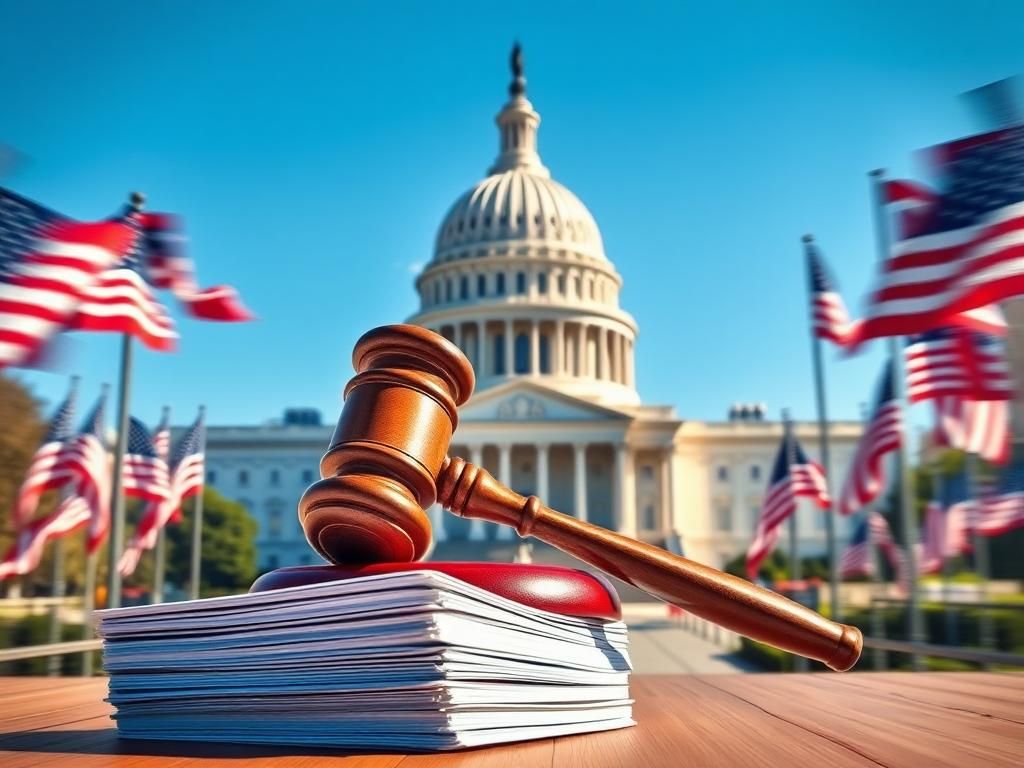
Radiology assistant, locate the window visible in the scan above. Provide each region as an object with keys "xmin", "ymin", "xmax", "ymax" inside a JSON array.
[
  {"xmin": 640, "ymin": 465, "xmax": 655, "ymax": 482},
  {"xmin": 477, "ymin": 273, "xmax": 487, "ymax": 297},
  {"xmin": 514, "ymin": 333, "xmax": 530, "ymax": 374},
  {"xmin": 539, "ymin": 335, "xmax": 551, "ymax": 373},
  {"xmin": 494, "ymin": 334, "xmax": 507, "ymax": 375},
  {"xmin": 516, "ymin": 272, "xmax": 527, "ymax": 295},
  {"xmin": 206, "ymin": 470, "xmax": 217, "ymax": 485},
  {"xmin": 716, "ymin": 501, "xmax": 732, "ymax": 531},
  {"xmin": 557, "ymin": 273, "xmax": 566, "ymax": 295},
  {"xmin": 574, "ymin": 276, "xmax": 581, "ymax": 298},
  {"xmin": 433, "ymin": 282, "xmax": 441, "ymax": 304},
  {"xmin": 537, "ymin": 272, "xmax": 548, "ymax": 294},
  {"xmin": 642, "ymin": 504, "xmax": 657, "ymax": 530},
  {"xmin": 459, "ymin": 275, "xmax": 469, "ymax": 300},
  {"xmin": 238, "ymin": 470, "xmax": 249, "ymax": 487},
  {"xmin": 750, "ymin": 465, "xmax": 761, "ymax": 482},
  {"xmin": 301, "ymin": 469, "xmax": 314, "ymax": 484},
  {"xmin": 445, "ymin": 279, "xmax": 453, "ymax": 302},
  {"xmin": 266, "ymin": 499, "xmax": 285, "ymax": 538},
  {"xmin": 716, "ymin": 466, "xmax": 728, "ymax": 482},
  {"xmin": 269, "ymin": 469, "xmax": 280, "ymax": 486},
  {"xmin": 495, "ymin": 273, "xmax": 506, "ymax": 295}
]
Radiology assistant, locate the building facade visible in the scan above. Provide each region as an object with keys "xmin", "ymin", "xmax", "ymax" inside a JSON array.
[{"xmin": 203, "ymin": 50, "xmax": 864, "ymax": 573}]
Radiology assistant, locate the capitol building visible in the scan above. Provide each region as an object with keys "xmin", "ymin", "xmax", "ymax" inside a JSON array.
[{"xmin": 202, "ymin": 48, "xmax": 864, "ymax": 573}]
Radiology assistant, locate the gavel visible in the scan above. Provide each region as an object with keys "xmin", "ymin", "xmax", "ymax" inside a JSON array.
[{"xmin": 298, "ymin": 324, "xmax": 862, "ymax": 671}]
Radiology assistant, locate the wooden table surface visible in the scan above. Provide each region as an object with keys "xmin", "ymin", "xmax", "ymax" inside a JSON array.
[{"xmin": 1, "ymin": 673, "xmax": 1022, "ymax": 767}]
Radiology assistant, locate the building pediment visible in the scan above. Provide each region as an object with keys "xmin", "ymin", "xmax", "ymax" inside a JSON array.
[{"xmin": 459, "ymin": 380, "xmax": 632, "ymax": 423}]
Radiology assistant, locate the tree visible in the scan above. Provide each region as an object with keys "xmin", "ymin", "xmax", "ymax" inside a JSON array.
[
  {"xmin": 163, "ymin": 488, "xmax": 257, "ymax": 596},
  {"xmin": 0, "ymin": 375, "xmax": 47, "ymax": 594}
]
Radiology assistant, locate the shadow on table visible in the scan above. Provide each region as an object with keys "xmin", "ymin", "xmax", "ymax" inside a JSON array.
[{"xmin": 0, "ymin": 729, "xmax": 405, "ymax": 758}]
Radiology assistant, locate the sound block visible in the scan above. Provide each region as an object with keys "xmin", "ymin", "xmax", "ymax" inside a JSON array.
[{"xmin": 250, "ymin": 562, "xmax": 622, "ymax": 621}]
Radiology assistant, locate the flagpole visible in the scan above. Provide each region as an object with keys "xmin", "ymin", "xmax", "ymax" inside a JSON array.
[
  {"xmin": 964, "ymin": 452, "xmax": 994, "ymax": 650},
  {"xmin": 781, "ymin": 409, "xmax": 809, "ymax": 672},
  {"xmin": 869, "ymin": 169, "xmax": 924, "ymax": 671},
  {"xmin": 189, "ymin": 405, "xmax": 206, "ymax": 601},
  {"xmin": 48, "ymin": 375, "xmax": 79, "ymax": 676},
  {"xmin": 861, "ymin": 403, "xmax": 888, "ymax": 670},
  {"xmin": 46, "ymin": 538, "xmax": 65, "ymax": 676},
  {"xmin": 802, "ymin": 234, "xmax": 840, "ymax": 623},
  {"xmin": 932, "ymin": 456, "xmax": 957, "ymax": 644},
  {"xmin": 106, "ymin": 191, "xmax": 145, "ymax": 610},
  {"xmin": 152, "ymin": 530, "xmax": 166, "ymax": 603},
  {"xmin": 81, "ymin": 543, "xmax": 96, "ymax": 676}
]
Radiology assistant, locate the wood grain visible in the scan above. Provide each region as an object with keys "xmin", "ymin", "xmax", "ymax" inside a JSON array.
[{"xmin": 1, "ymin": 674, "xmax": 1022, "ymax": 767}]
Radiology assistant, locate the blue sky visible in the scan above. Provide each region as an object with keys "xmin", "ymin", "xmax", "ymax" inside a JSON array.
[{"xmin": 1, "ymin": 1, "xmax": 1021, "ymax": 429}]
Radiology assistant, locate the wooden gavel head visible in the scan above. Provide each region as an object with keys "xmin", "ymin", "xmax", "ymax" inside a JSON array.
[{"xmin": 298, "ymin": 324, "xmax": 474, "ymax": 566}]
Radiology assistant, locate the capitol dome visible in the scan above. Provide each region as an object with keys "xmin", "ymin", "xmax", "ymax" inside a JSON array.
[
  {"xmin": 434, "ymin": 171, "xmax": 606, "ymax": 263},
  {"xmin": 409, "ymin": 44, "xmax": 639, "ymax": 408}
]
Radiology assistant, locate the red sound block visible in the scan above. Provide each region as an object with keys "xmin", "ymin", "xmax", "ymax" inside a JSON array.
[{"xmin": 250, "ymin": 562, "xmax": 622, "ymax": 621}]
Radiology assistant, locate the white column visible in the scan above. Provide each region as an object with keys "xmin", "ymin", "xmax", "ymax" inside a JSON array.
[
  {"xmin": 536, "ymin": 444, "xmax": 550, "ymax": 503},
  {"xmin": 478, "ymin": 321, "xmax": 488, "ymax": 377},
  {"xmin": 573, "ymin": 443, "xmax": 588, "ymax": 522},
  {"xmin": 614, "ymin": 335, "xmax": 622, "ymax": 385},
  {"xmin": 577, "ymin": 324, "xmax": 586, "ymax": 378},
  {"xmin": 616, "ymin": 444, "xmax": 637, "ymax": 536},
  {"xmin": 498, "ymin": 444, "xmax": 514, "ymax": 540},
  {"xmin": 505, "ymin": 319, "xmax": 514, "ymax": 375},
  {"xmin": 429, "ymin": 503, "xmax": 447, "ymax": 542},
  {"xmin": 554, "ymin": 319, "xmax": 565, "ymax": 376},
  {"xmin": 530, "ymin": 321, "xmax": 540, "ymax": 374},
  {"xmin": 468, "ymin": 446, "xmax": 486, "ymax": 541},
  {"xmin": 661, "ymin": 449, "xmax": 676, "ymax": 536}
]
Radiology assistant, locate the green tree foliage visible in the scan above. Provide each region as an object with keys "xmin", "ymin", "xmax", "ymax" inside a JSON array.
[
  {"xmin": 162, "ymin": 488, "xmax": 257, "ymax": 596},
  {"xmin": 0, "ymin": 375, "xmax": 46, "ymax": 539}
]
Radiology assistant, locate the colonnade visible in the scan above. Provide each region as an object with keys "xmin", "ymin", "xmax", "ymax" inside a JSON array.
[{"xmin": 426, "ymin": 318, "xmax": 635, "ymax": 385}]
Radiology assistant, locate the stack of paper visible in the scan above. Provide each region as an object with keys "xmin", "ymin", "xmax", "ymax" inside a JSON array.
[{"xmin": 96, "ymin": 570, "xmax": 633, "ymax": 750}]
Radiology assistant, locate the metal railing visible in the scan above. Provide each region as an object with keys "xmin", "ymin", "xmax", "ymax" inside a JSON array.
[
  {"xmin": 862, "ymin": 637, "xmax": 1024, "ymax": 667},
  {"xmin": 0, "ymin": 639, "xmax": 102, "ymax": 664}
]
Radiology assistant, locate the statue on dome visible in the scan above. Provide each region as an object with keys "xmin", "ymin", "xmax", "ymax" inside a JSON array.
[{"xmin": 509, "ymin": 42, "xmax": 526, "ymax": 96}]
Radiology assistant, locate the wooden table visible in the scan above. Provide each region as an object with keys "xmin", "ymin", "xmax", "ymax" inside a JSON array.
[{"xmin": 1, "ymin": 673, "xmax": 1022, "ymax": 767}]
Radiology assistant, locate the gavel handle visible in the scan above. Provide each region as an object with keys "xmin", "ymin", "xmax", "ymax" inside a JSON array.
[{"xmin": 437, "ymin": 456, "xmax": 862, "ymax": 672}]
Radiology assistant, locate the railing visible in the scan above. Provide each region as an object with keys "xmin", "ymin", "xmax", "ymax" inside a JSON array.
[
  {"xmin": 0, "ymin": 639, "xmax": 102, "ymax": 664},
  {"xmin": 862, "ymin": 637, "xmax": 1024, "ymax": 667}
]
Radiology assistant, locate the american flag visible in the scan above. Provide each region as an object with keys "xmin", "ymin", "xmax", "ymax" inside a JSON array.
[
  {"xmin": 0, "ymin": 495, "xmax": 91, "ymax": 580},
  {"xmin": 934, "ymin": 397, "xmax": 1009, "ymax": 464},
  {"xmin": 904, "ymin": 326, "xmax": 1013, "ymax": 404},
  {"xmin": 839, "ymin": 362, "xmax": 904, "ymax": 515},
  {"xmin": 119, "ymin": 408, "xmax": 206, "ymax": 576},
  {"xmin": 141, "ymin": 213, "xmax": 253, "ymax": 322},
  {"xmin": 152, "ymin": 406, "xmax": 171, "ymax": 462},
  {"xmin": 12, "ymin": 378, "xmax": 77, "ymax": 529},
  {"xmin": 839, "ymin": 515, "xmax": 874, "ymax": 578},
  {"xmin": 871, "ymin": 510, "xmax": 909, "ymax": 593},
  {"xmin": 0, "ymin": 188, "xmax": 135, "ymax": 369},
  {"xmin": 840, "ymin": 511, "xmax": 907, "ymax": 585},
  {"xmin": 917, "ymin": 500, "xmax": 947, "ymax": 575},
  {"xmin": 746, "ymin": 430, "xmax": 831, "ymax": 579},
  {"xmin": 854, "ymin": 129, "xmax": 1024, "ymax": 342},
  {"xmin": 121, "ymin": 417, "xmax": 170, "ymax": 504},
  {"xmin": 977, "ymin": 462, "xmax": 1024, "ymax": 536},
  {"xmin": 807, "ymin": 243, "xmax": 857, "ymax": 346},
  {"xmin": 62, "ymin": 392, "xmax": 111, "ymax": 553},
  {"xmin": 69, "ymin": 205, "xmax": 178, "ymax": 351}
]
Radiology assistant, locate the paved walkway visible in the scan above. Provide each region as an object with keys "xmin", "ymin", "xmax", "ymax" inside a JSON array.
[{"xmin": 623, "ymin": 615, "xmax": 760, "ymax": 674}]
